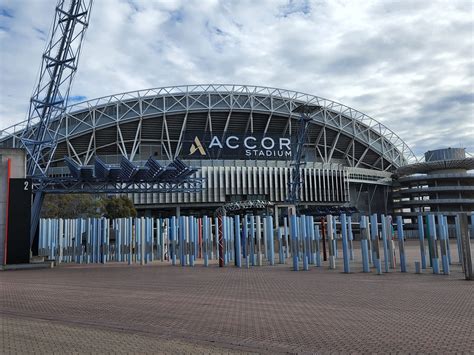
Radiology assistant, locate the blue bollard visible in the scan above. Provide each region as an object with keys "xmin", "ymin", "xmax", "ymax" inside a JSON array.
[
  {"xmin": 189, "ymin": 217, "xmax": 195, "ymax": 267},
  {"xmin": 381, "ymin": 214, "xmax": 389, "ymax": 273},
  {"xmin": 347, "ymin": 215, "xmax": 354, "ymax": 261},
  {"xmin": 268, "ymin": 216, "xmax": 275, "ymax": 266},
  {"xmin": 443, "ymin": 216, "xmax": 451, "ymax": 265},
  {"xmin": 242, "ymin": 215, "xmax": 248, "ymax": 261},
  {"xmin": 235, "ymin": 215, "xmax": 242, "ymax": 268},
  {"xmin": 278, "ymin": 226, "xmax": 284, "ymax": 264},
  {"xmin": 170, "ymin": 217, "xmax": 176, "ymax": 266},
  {"xmin": 128, "ymin": 217, "xmax": 132, "ymax": 265},
  {"xmin": 290, "ymin": 214, "xmax": 299, "ymax": 271},
  {"xmin": 341, "ymin": 213, "xmax": 350, "ymax": 273},
  {"xmin": 428, "ymin": 214, "xmax": 440, "ymax": 274},
  {"xmin": 417, "ymin": 215, "xmax": 427, "ymax": 269},
  {"xmin": 397, "ymin": 216, "xmax": 407, "ymax": 272},
  {"xmin": 360, "ymin": 216, "xmax": 370, "ymax": 273},
  {"xmin": 250, "ymin": 215, "xmax": 255, "ymax": 266},
  {"xmin": 438, "ymin": 215, "xmax": 450, "ymax": 275},
  {"xmin": 370, "ymin": 214, "xmax": 378, "ymax": 266},
  {"xmin": 315, "ymin": 225, "xmax": 321, "ymax": 267},
  {"xmin": 203, "ymin": 216, "xmax": 209, "ymax": 267},
  {"xmin": 454, "ymin": 215, "xmax": 463, "ymax": 264}
]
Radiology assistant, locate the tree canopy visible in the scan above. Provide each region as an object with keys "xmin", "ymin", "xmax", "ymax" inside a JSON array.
[{"xmin": 41, "ymin": 194, "xmax": 137, "ymax": 219}]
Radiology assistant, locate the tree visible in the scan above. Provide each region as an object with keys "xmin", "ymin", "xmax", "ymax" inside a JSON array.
[
  {"xmin": 41, "ymin": 194, "xmax": 102, "ymax": 219},
  {"xmin": 101, "ymin": 196, "xmax": 137, "ymax": 219}
]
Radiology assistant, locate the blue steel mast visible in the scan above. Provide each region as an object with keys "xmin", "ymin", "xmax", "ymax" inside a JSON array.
[
  {"xmin": 21, "ymin": 0, "xmax": 93, "ymax": 243},
  {"xmin": 288, "ymin": 104, "xmax": 319, "ymax": 212}
]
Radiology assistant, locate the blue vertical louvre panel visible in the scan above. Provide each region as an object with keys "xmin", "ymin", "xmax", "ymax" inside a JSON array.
[
  {"xmin": 102, "ymin": 218, "xmax": 107, "ymax": 264},
  {"xmin": 228, "ymin": 216, "xmax": 233, "ymax": 263},
  {"xmin": 283, "ymin": 218, "xmax": 289, "ymax": 259},
  {"xmin": 85, "ymin": 218, "xmax": 90, "ymax": 264},
  {"xmin": 195, "ymin": 218, "xmax": 199, "ymax": 264},
  {"xmin": 438, "ymin": 215, "xmax": 450, "ymax": 275},
  {"xmin": 305, "ymin": 216, "xmax": 312, "ymax": 266},
  {"xmin": 360, "ymin": 216, "xmax": 370, "ymax": 273},
  {"xmin": 250, "ymin": 215, "xmax": 256, "ymax": 266},
  {"xmin": 417, "ymin": 215, "xmax": 426, "ymax": 269},
  {"xmin": 290, "ymin": 214, "xmax": 299, "ymax": 271},
  {"xmin": 242, "ymin": 215, "xmax": 248, "ymax": 261},
  {"xmin": 309, "ymin": 216, "xmax": 315, "ymax": 265},
  {"xmin": 203, "ymin": 216, "xmax": 209, "ymax": 267},
  {"xmin": 267, "ymin": 216, "xmax": 275, "ymax": 266},
  {"xmin": 396, "ymin": 216, "xmax": 407, "ymax": 272},
  {"xmin": 454, "ymin": 215, "xmax": 463, "ymax": 264},
  {"xmin": 278, "ymin": 226, "xmax": 284, "ymax": 264},
  {"xmin": 170, "ymin": 217, "xmax": 176, "ymax": 266},
  {"xmin": 347, "ymin": 215, "xmax": 354, "ymax": 261},
  {"xmin": 147, "ymin": 217, "xmax": 152, "ymax": 263},
  {"xmin": 300, "ymin": 216, "xmax": 305, "ymax": 266},
  {"xmin": 75, "ymin": 219, "xmax": 81, "ymax": 263},
  {"xmin": 428, "ymin": 214, "xmax": 440, "ymax": 274},
  {"xmin": 370, "ymin": 214, "xmax": 378, "ymax": 266},
  {"xmin": 315, "ymin": 225, "xmax": 321, "ymax": 267},
  {"xmin": 128, "ymin": 217, "xmax": 133, "ymax": 265},
  {"xmin": 189, "ymin": 217, "xmax": 195, "ymax": 267},
  {"xmin": 214, "ymin": 217, "xmax": 219, "ymax": 263},
  {"xmin": 341, "ymin": 213, "xmax": 350, "ymax": 273},
  {"xmin": 255, "ymin": 215, "xmax": 262, "ymax": 266},
  {"xmin": 381, "ymin": 215, "xmax": 389, "ymax": 273},
  {"xmin": 235, "ymin": 215, "xmax": 241, "ymax": 268},
  {"xmin": 223, "ymin": 217, "xmax": 228, "ymax": 266},
  {"xmin": 58, "ymin": 219, "xmax": 63, "ymax": 263},
  {"xmin": 327, "ymin": 215, "xmax": 336, "ymax": 269},
  {"xmin": 443, "ymin": 216, "xmax": 451, "ymax": 265},
  {"xmin": 138, "ymin": 218, "xmax": 143, "ymax": 263},
  {"xmin": 179, "ymin": 216, "xmax": 185, "ymax": 266},
  {"xmin": 243, "ymin": 215, "xmax": 249, "ymax": 268},
  {"xmin": 159, "ymin": 218, "xmax": 164, "ymax": 262},
  {"xmin": 300, "ymin": 215, "xmax": 309, "ymax": 271}
]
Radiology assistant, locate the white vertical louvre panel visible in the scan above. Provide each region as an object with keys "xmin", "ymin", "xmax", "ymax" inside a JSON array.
[
  {"xmin": 225, "ymin": 166, "xmax": 230, "ymax": 195},
  {"xmin": 269, "ymin": 167, "xmax": 274, "ymax": 200},
  {"xmin": 230, "ymin": 166, "xmax": 236, "ymax": 195},
  {"xmin": 263, "ymin": 167, "xmax": 269, "ymax": 195},
  {"xmin": 242, "ymin": 167, "xmax": 247, "ymax": 195},
  {"xmin": 236, "ymin": 166, "xmax": 242, "ymax": 195},
  {"xmin": 219, "ymin": 167, "xmax": 225, "ymax": 201}
]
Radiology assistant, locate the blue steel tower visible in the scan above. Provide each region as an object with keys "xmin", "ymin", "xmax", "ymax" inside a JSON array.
[{"xmin": 20, "ymin": 0, "xmax": 93, "ymax": 243}]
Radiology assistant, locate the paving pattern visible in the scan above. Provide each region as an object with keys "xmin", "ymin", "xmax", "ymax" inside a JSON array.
[{"xmin": 1, "ymin": 242, "xmax": 473, "ymax": 354}]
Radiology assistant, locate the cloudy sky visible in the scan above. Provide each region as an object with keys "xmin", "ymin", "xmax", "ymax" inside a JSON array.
[{"xmin": 0, "ymin": 0, "xmax": 472, "ymax": 157}]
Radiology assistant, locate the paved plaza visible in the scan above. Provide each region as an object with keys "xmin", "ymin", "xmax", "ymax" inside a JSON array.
[{"xmin": 1, "ymin": 242, "xmax": 473, "ymax": 354}]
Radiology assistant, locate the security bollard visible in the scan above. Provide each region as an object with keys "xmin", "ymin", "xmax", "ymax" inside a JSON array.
[
  {"xmin": 290, "ymin": 214, "xmax": 299, "ymax": 271},
  {"xmin": 397, "ymin": 216, "xmax": 407, "ymax": 273},
  {"xmin": 341, "ymin": 213, "xmax": 350, "ymax": 273}
]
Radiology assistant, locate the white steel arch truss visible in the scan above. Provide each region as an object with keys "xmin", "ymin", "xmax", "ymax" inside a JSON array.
[{"xmin": 0, "ymin": 84, "xmax": 417, "ymax": 171}]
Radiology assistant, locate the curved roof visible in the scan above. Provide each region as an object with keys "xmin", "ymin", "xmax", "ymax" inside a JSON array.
[
  {"xmin": 395, "ymin": 157, "xmax": 474, "ymax": 177},
  {"xmin": 0, "ymin": 84, "xmax": 416, "ymax": 171}
]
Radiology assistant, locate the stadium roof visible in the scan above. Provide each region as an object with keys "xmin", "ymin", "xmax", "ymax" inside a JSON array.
[{"xmin": 0, "ymin": 84, "xmax": 417, "ymax": 171}]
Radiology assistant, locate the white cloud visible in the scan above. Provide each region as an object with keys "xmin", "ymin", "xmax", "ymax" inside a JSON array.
[{"xmin": 0, "ymin": 0, "xmax": 472, "ymax": 156}]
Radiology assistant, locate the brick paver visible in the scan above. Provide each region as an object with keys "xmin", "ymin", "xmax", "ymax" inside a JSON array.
[{"xmin": 1, "ymin": 241, "xmax": 473, "ymax": 354}]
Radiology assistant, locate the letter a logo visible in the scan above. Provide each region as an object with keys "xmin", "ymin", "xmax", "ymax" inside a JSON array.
[{"xmin": 189, "ymin": 136, "xmax": 206, "ymax": 156}]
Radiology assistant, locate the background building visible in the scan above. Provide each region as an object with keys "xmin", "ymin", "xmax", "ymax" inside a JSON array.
[{"xmin": 393, "ymin": 147, "xmax": 474, "ymax": 222}]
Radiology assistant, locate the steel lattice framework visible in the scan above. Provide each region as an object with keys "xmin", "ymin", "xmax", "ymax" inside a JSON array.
[
  {"xmin": 1, "ymin": 84, "xmax": 417, "ymax": 171},
  {"xmin": 21, "ymin": 0, "xmax": 93, "ymax": 177}
]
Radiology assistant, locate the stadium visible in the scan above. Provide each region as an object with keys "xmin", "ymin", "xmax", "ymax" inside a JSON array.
[{"xmin": 1, "ymin": 84, "xmax": 418, "ymax": 217}]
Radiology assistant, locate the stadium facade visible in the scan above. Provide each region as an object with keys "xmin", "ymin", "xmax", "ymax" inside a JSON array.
[
  {"xmin": 393, "ymin": 147, "xmax": 474, "ymax": 221},
  {"xmin": 1, "ymin": 84, "xmax": 421, "ymax": 216}
]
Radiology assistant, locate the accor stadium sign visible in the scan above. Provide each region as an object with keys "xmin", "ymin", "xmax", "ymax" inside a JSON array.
[{"xmin": 184, "ymin": 134, "xmax": 292, "ymax": 160}]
